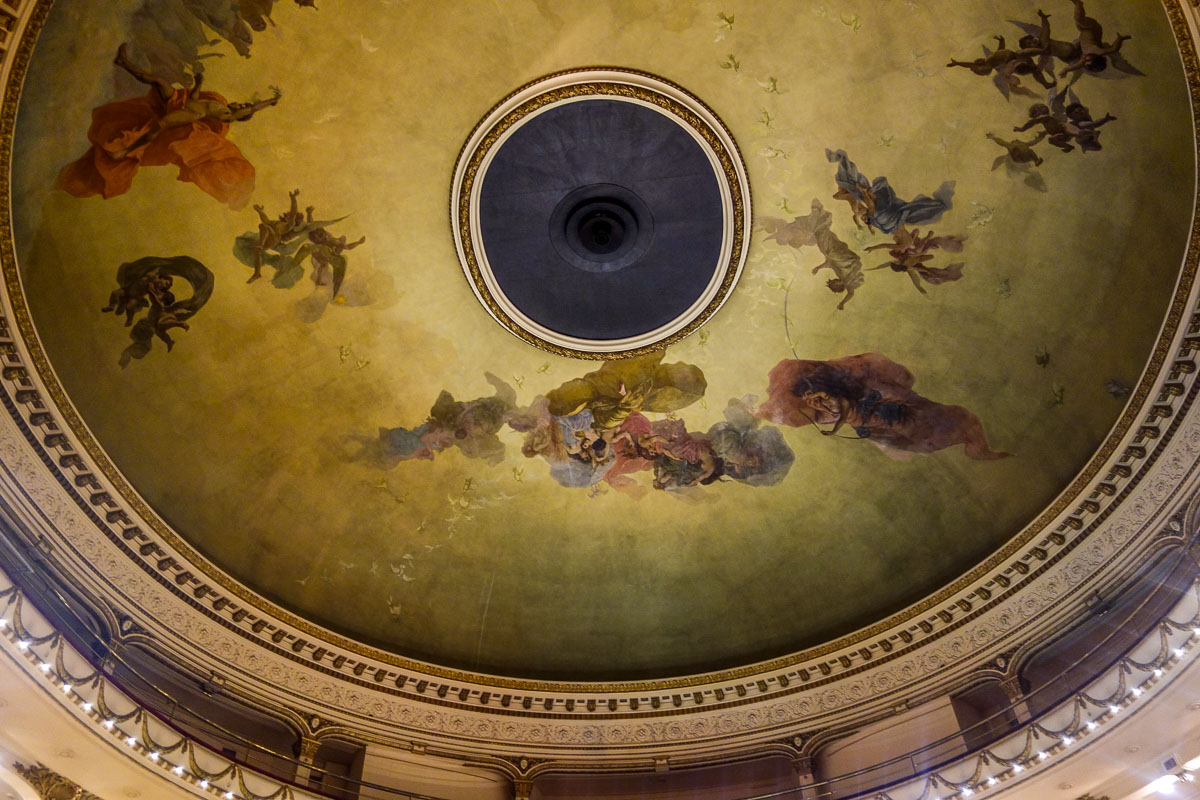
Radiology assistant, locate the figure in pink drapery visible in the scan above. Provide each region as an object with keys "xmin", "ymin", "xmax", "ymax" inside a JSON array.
[{"xmin": 56, "ymin": 44, "xmax": 280, "ymax": 209}]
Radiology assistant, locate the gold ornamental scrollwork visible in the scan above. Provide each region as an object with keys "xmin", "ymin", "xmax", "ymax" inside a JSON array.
[{"xmin": 13, "ymin": 763, "xmax": 104, "ymax": 800}]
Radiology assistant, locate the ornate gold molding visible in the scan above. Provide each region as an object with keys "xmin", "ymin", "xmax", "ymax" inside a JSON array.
[{"xmin": 13, "ymin": 763, "xmax": 103, "ymax": 800}]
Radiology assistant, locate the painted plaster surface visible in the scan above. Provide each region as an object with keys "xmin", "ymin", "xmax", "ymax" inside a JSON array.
[{"xmin": 8, "ymin": 0, "xmax": 1194, "ymax": 679}]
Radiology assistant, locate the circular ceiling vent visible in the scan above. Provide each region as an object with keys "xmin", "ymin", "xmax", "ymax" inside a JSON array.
[{"xmin": 452, "ymin": 68, "xmax": 750, "ymax": 358}]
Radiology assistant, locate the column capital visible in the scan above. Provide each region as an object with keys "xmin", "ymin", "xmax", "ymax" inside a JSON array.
[{"xmin": 296, "ymin": 736, "xmax": 322, "ymax": 761}]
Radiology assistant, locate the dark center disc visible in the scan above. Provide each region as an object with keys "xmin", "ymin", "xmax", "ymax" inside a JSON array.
[{"xmin": 478, "ymin": 98, "xmax": 724, "ymax": 341}]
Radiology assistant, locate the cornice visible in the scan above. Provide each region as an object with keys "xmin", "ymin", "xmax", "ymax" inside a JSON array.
[{"xmin": 0, "ymin": 0, "xmax": 1198, "ymax": 764}]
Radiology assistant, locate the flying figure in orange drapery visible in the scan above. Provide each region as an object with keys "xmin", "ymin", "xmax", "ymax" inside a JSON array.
[{"xmin": 56, "ymin": 44, "xmax": 281, "ymax": 209}]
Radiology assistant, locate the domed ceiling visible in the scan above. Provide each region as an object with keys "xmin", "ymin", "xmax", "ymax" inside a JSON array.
[{"xmin": 7, "ymin": 0, "xmax": 1193, "ymax": 680}]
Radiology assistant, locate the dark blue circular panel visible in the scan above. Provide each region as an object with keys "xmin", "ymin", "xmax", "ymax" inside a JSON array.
[{"xmin": 479, "ymin": 99, "xmax": 724, "ymax": 341}]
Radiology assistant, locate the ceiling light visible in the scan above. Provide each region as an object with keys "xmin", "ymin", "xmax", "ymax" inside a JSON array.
[
  {"xmin": 16, "ymin": 640, "xmax": 27, "ymax": 650},
  {"xmin": 1133, "ymin": 687, "xmax": 1143, "ymax": 697},
  {"xmin": 1184, "ymin": 772, "xmax": 1195, "ymax": 782},
  {"xmin": 149, "ymin": 752, "xmax": 159, "ymax": 761},
  {"xmin": 962, "ymin": 789, "xmax": 973, "ymax": 797},
  {"xmin": 1087, "ymin": 721, "xmax": 1097, "ymax": 730},
  {"xmin": 224, "ymin": 793, "xmax": 234, "ymax": 800},
  {"xmin": 60, "ymin": 683, "xmax": 71, "ymax": 693},
  {"xmin": 172, "ymin": 766, "xmax": 184, "ymax": 776},
  {"xmin": 37, "ymin": 662, "xmax": 50, "ymax": 672},
  {"xmin": 103, "ymin": 719, "xmax": 114, "ymax": 729},
  {"xmin": 1038, "ymin": 751, "xmax": 1048, "ymax": 760},
  {"xmin": 1013, "ymin": 764, "xmax": 1023, "ymax": 773},
  {"xmin": 1110, "ymin": 705, "xmax": 1121, "ymax": 713},
  {"xmin": 1062, "ymin": 736, "xmax": 1074, "ymax": 745},
  {"xmin": 988, "ymin": 777, "xmax": 997, "ymax": 786},
  {"xmin": 125, "ymin": 736, "xmax": 136, "ymax": 746},
  {"xmin": 1174, "ymin": 648, "xmax": 1185, "ymax": 657},
  {"xmin": 81, "ymin": 702, "xmax": 91, "ymax": 712},
  {"xmin": 1150, "ymin": 774, "xmax": 1180, "ymax": 794},
  {"xmin": 199, "ymin": 780, "xmax": 208, "ymax": 789},
  {"xmin": 0, "ymin": 617, "xmax": 7, "ymax": 627},
  {"xmin": 1155, "ymin": 669, "xmax": 1164, "ymax": 677}
]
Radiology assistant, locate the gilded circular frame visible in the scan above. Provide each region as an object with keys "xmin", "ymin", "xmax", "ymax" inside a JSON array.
[{"xmin": 451, "ymin": 68, "xmax": 751, "ymax": 359}]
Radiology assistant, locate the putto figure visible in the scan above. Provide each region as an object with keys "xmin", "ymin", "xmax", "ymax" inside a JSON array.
[
  {"xmin": 826, "ymin": 149, "xmax": 955, "ymax": 235},
  {"xmin": 1059, "ymin": 0, "xmax": 1132, "ymax": 76},
  {"xmin": 234, "ymin": 189, "xmax": 365, "ymax": 297},
  {"xmin": 56, "ymin": 44, "xmax": 280, "ymax": 208},
  {"xmin": 1014, "ymin": 90, "xmax": 1116, "ymax": 154},
  {"xmin": 101, "ymin": 255, "xmax": 214, "ymax": 367},
  {"xmin": 946, "ymin": 34, "xmax": 1054, "ymax": 99},
  {"xmin": 864, "ymin": 226, "xmax": 966, "ymax": 295}
]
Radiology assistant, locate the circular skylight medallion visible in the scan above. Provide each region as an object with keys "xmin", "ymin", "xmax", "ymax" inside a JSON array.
[{"xmin": 452, "ymin": 69, "xmax": 750, "ymax": 358}]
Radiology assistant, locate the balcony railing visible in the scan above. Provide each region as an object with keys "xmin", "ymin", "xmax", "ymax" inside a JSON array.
[{"xmin": 1, "ymin": 552, "xmax": 1197, "ymax": 800}]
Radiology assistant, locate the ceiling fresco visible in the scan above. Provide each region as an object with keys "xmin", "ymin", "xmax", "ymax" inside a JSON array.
[{"xmin": 6, "ymin": 0, "xmax": 1194, "ymax": 680}]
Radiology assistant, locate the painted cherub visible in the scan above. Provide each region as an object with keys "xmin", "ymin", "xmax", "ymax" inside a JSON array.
[
  {"xmin": 986, "ymin": 131, "xmax": 1047, "ymax": 168},
  {"xmin": 249, "ymin": 189, "xmax": 309, "ymax": 282},
  {"xmin": 101, "ymin": 256, "xmax": 215, "ymax": 366},
  {"xmin": 947, "ymin": 35, "xmax": 1054, "ymax": 99},
  {"xmin": 1014, "ymin": 93, "xmax": 1116, "ymax": 153},
  {"xmin": 1059, "ymin": 0, "xmax": 1131, "ymax": 76},
  {"xmin": 293, "ymin": 210, "xmax": 367, "ymax": 294},
  {"xmin": 1015, "ymin": 9, "xmax": 1068, "ymax": 62},
  {"xmin": 1010, "ymin": 5, "xmax": 1143, "ymax": 78},
  {"xmin": 102, "ymin": 268, "xmax": 176, "ymax": 328},
  {"xmin": 864, "ymin": 225, "xmax": 966, "ymax": 295}
]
